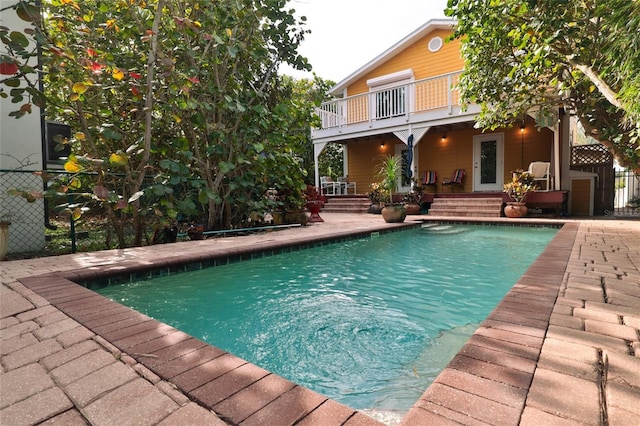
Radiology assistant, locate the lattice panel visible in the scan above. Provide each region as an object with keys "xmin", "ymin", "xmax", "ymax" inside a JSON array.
[{"xmin": 571, "ymin": 144, "xmax": 613, "ymax": 166}]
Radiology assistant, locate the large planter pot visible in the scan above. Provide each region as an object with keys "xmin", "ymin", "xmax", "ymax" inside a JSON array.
[
  {"xmin": 272, "ymin": 211, "xmax": 285, "ymax": 225},
  {"xmin": 0, "ymin": 221, "xmax": 9, "ymax": 261},
  {"xmin": 504, "ymin": 202, "xmax": 528, "ymax": 218},
  {"xmin": 404, "ymin": 203, "xmax": 421, "ymax": 215},
  {"xmin": 369, "ymin": 203, "xmax": 384, "ymax": 214},
  {"xmin": 285, "ymin": 210, "xmax": 308, "ymax": 226},
  {"xmin": 381, "ymin": 204, "xmax": 407, "ymax": 223},
  {"xmin": 305, "ymin": 201, "xmax": 324, "ymax": 223}
]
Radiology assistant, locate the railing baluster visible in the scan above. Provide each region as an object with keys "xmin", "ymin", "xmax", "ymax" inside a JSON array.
[{"xmin": 315, "ymin": 71, "xmax": 463, "ymax": 129}]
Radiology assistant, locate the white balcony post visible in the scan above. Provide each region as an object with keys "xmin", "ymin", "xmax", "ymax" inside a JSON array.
[
  {"xmin": 404, "ymin": 83, "xmax": 409, "ymax": 120},
  {"xmin": 447, "ymin": 74, "xmax": 453, "ymax": 114}
]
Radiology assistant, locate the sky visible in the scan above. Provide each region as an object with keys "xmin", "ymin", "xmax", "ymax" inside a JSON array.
[{"xmin": 281, "ymin": 0, "xmax": 449, "ymax": 83}]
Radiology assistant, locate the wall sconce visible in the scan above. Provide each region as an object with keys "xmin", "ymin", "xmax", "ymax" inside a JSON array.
[
  {"xmin": 380, "ymin": 141, "xmax": 385, "ymax": 147},
  {"xmin": 441, "ymin": 133, "xmax": 446, "ymax": 142},
  {"xmin": 520, "ymin": 123, "xmax": 525, "ymax": 133}
]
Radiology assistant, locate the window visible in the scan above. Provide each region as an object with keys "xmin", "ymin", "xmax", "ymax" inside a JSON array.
[{"xmin": 428, "ymin": 36, "xmax": 443, "ymax": 52}]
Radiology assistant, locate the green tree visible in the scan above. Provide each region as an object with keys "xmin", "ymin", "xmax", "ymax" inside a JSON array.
[
  {"xmin": 446, "ymin": 0, "xmax": 640, "ymax": 171},
  {"xmin": 151, "ymin": 0, "xmax": 311, "ymax": 228},
  {"xmin": 1, "ymin": 0, "xmax": 313, "ymax": 243},
  {"xmin": 282, "ymin": 75, "xmax": 336, "ymax": 183},
  {"xmin": 2, "ymin": 0, "xmax": 170, "ymax": 248}
]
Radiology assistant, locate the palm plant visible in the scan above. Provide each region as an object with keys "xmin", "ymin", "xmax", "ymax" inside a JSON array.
[{"xmin": 377, "ymin": 154, "xmax": 402, "ymax": 204}]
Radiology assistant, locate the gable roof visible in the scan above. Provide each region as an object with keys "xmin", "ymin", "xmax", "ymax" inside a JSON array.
[{"xmin": 330, "ymin": 18, "xmax": 457, "ymax": 96}]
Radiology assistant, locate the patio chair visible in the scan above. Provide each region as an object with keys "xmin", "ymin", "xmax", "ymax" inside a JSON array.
[
  {"xmin": 320, "ymin": 176, "xmax": 338, "ymax": 195},
  {"xmin": 528, "ymin": 162, "xmax": 551, "ymax": 191},
  {"xmin": 422, "ymin": 170, "xmax": 437, "ymax": 192},
  {"xmin": 442, "ymin": 169, "xmax": 465, "ymax": 192},
  {"xmin": 338, "ymin": 177, "xmax": 356, "ymax": 195}
]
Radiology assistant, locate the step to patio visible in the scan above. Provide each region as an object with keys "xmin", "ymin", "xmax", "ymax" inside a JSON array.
[
  {"xmin": 428, "ymin": 197, "xmax": 503, "ymax": 217},
  {"xmin": 322, "ymin": 196, "xmax": 371, "ymax": 213}
]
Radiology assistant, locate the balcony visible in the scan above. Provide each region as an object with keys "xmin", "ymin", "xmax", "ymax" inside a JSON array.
[{"xmin": 312, "ymin": 71, "xmax": 479, "ymax": 143}]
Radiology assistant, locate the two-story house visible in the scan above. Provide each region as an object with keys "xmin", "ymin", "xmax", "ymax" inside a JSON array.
[{"xmin": 312, "ymin": 19, "xmax": 575, "ymax": 216}]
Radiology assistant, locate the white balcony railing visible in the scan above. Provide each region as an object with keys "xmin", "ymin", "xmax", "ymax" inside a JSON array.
[{"xmin": 316, "ymin": 71, "xmax": 462, "ymax": 130}]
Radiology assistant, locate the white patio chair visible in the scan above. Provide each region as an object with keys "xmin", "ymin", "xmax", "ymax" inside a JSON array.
[
  {"xmin": 528, "ymin": 162, "xmax": 552, "ymax": 191},
  {"xmin": 337, "ymin": 177, "xmax": 356, "ymax": 195},
  {"xmin": 320, "ymin": 176, "xmax": 338, "ymax": 195}
]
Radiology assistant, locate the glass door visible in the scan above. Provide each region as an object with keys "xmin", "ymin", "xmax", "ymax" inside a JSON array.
[{"xmin": 473, "ymin": 133, "xmax": 504, "ymax": 191}]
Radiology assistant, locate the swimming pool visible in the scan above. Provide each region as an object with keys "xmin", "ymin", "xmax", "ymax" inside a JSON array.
[{"xmin": 98, "ymin": 224, "xmax": 557, "ymax": 412}]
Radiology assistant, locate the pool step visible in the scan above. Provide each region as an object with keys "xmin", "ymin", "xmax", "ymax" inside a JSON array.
[
  {"xmin": 428, "ymin": 197, "xmax": 503, "ymax": 217},
  {"xmin": 421, "ymin": 224, "xmax": 468, "ymax": 234}
]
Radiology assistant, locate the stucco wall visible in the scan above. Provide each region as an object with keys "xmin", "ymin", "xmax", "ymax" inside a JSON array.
[{"xmin": 0, "ymin": 5, "xmax": 45, "ymax": 255}]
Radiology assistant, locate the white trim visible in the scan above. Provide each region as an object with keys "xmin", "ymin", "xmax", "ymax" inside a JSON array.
[{"xmin": 367, "ymin": 69, "xmax": 414, "ymax": 88}]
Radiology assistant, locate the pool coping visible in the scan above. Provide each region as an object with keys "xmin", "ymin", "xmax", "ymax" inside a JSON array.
[{"xmin": 15, "ymin": 219, "xmax": 576, "ymax": 424}]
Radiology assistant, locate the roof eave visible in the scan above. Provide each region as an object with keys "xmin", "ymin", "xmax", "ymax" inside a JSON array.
[{"xmin": 329, "ymin": 18, "xmax": 458, "ymax": 96}]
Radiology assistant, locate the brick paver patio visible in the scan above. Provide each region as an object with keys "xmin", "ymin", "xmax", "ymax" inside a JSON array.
[{"xmin": 1, "ymin": 214, "xmax": 638, "ymax": 425}]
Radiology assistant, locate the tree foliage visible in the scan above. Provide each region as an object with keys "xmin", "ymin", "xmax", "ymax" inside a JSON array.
[
  {"xmin": 446, "ymin": 0, "xmax": 640, "ymax": 171},
  {"xmin": 156, "ymin": 0, "xmax": 311, "ymax": 228},
  {"xmin": 1, "ymin": 0, "xmax": 319, "ymax": 247}
]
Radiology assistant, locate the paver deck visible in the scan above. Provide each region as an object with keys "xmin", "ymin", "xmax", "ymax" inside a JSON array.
[{"xmin": 1, "ymin": 213, "xmax": 638, "ymax": 425}]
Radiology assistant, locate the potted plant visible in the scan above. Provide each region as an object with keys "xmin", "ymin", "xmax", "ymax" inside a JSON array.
[
  {"xmin": 403, "ymin": 178, "xmax": 423, "ymax": 215},
  {"xmin": 367, "ymin": 181, "xmax": 385, "ymax": 214},
  {"xmin": 503, "ymin": 170, "xmax": 537, "ymax": 218},
  {"xmin": 304, "ymin": 184, "xmax": 325, "ymax": 222},
  {"xmin": 377, "ymin": 154, "xmax": 406, "ymax": 223},
  {"xmin": 277, "ymin": 186, "xmax": 308, "ymax": 225}
]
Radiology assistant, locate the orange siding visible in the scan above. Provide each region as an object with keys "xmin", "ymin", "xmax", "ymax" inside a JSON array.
[
  {"xmin": 344, "ymin": 123, "xmax": 553, "ymax": 194},
  {"xmin": 503, "ymin": 120, "xmax": 554, "ymax": 178},
  {"xmin": 571, "ymin": 180, "xmax": 591, "ymax": 215},
  {"xmin": 347, "ymin": 137, "xmax": 403, "ymax": 193},
  {"xmin": 415, "ymin": 121, "xmax": 553, "ymax": 193},
  {"xmin": 417, "ymin": 128, "xmax": 475, "ymax": 193},
  {"xmin": 347, "ymin": 29, "xmax": 462, "ymax": 96}
]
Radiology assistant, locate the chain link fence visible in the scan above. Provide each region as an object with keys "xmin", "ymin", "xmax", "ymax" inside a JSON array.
[
  {"xmin": 1, "ymin": 169, "xmax": 200, "ymax": 258},
  {"xmin": 1, "ymin": 169, "xmax": 47, "ymax": 256}
]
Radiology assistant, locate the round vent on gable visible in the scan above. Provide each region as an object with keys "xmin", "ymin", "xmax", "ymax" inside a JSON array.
[{"xmin": 428, "ymin": 36, "xmax": 443, "ymax": 52}]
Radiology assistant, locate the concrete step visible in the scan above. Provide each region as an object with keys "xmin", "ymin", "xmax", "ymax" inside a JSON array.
[
  {"xmin": 322, "ymin": 196, "xmax": 370, "ymax": 213},
  {"xmin": 428, "ymin": 197, "xmax": 503, "ymax": 217}
]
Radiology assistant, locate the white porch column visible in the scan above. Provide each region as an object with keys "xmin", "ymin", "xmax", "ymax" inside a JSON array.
[{"xmin": 313, "ymin": 142, "xmax": 328, "ymax": 188}]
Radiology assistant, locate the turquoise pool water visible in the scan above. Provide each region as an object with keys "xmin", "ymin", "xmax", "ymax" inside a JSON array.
[{"xmin": 98, "ymin": 224, "xmax": 557, "ymax": 412}]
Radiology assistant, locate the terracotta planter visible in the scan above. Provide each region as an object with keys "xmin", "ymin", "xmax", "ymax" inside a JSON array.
[
  {"xmin": 305, "ymin": 201, "xmax": 324, "ymax": 222},
  {"xmin": 404, "ymin": 203, "xmax": 421, "ymax": 215},
  {"xmin": 504, "ymin": 202, "xmax": 528, "ymax": 218},
  {"xmin": 381, "ymin": 204, "xmax": 407, "ymax": 223},
  {"xmin": 187, "ymin": 224, "xmax": 204, "ymax": 240}
]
